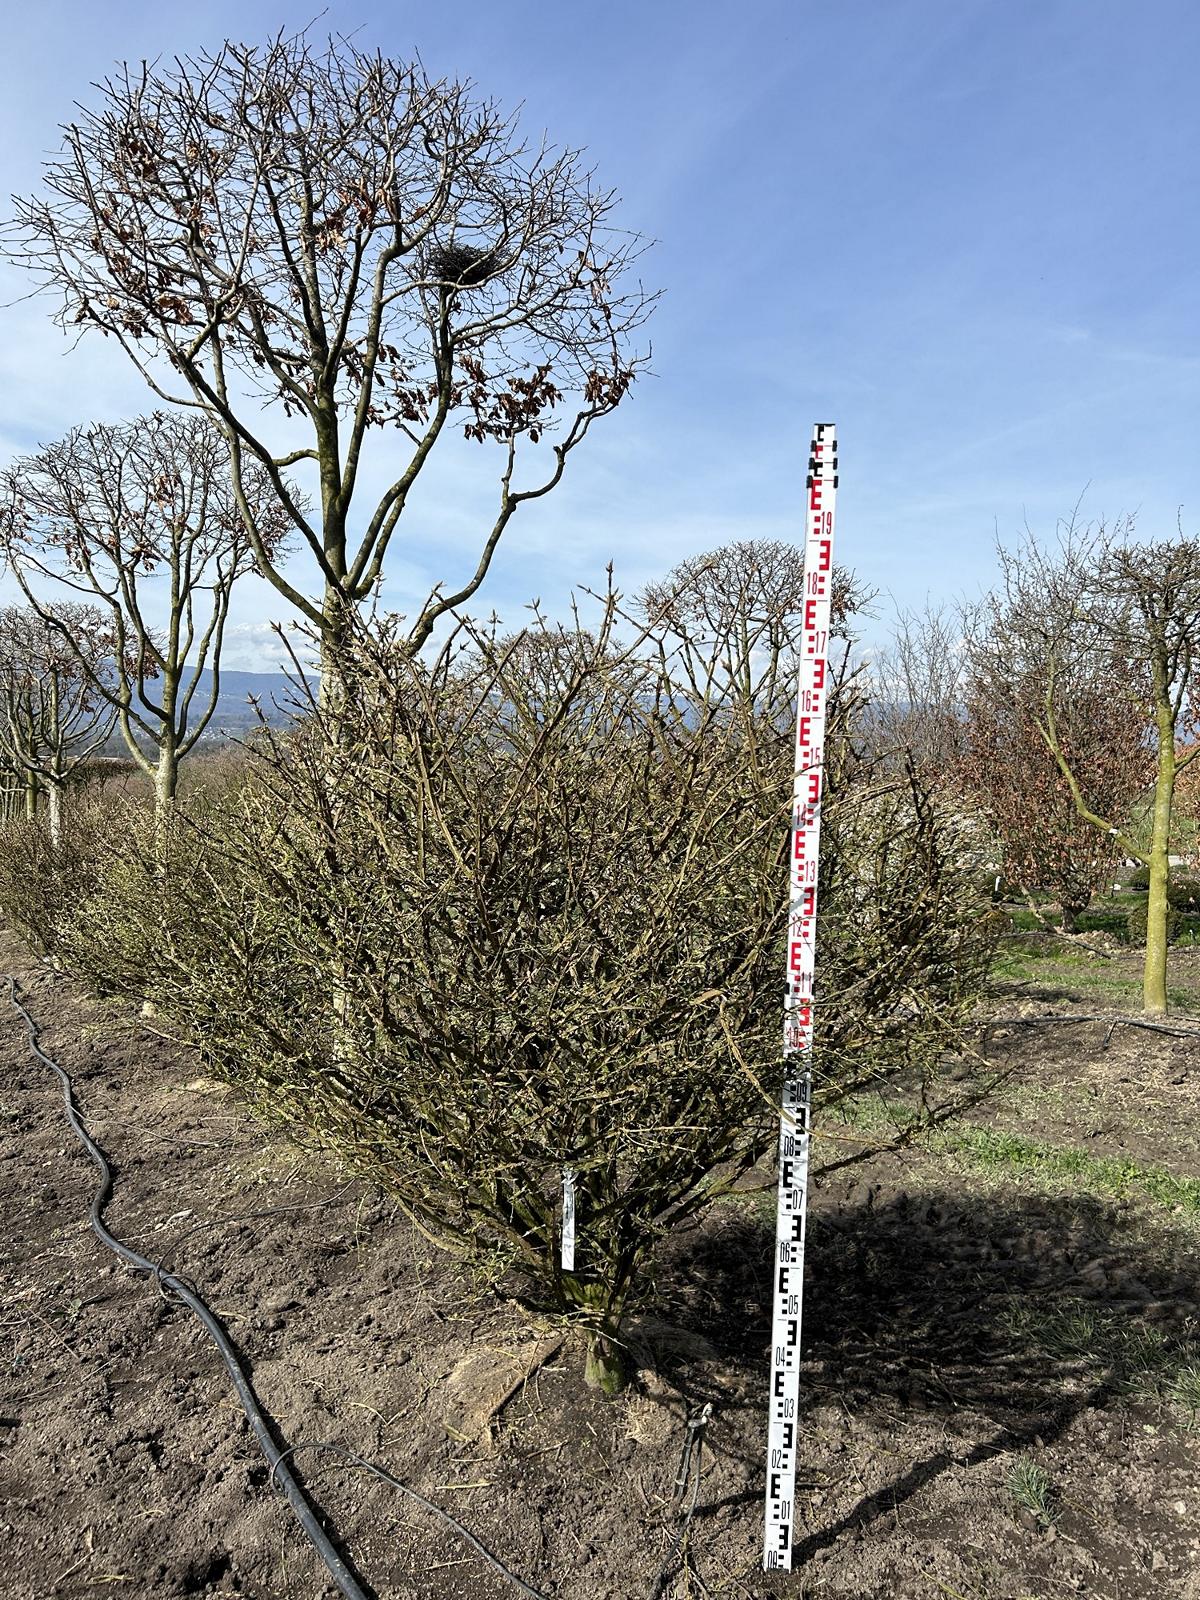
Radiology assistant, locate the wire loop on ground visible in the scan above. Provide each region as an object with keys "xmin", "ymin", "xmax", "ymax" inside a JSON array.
[{"xmin": 649, "ymin": 1400, "xmax": 714, "ymax": 1599}]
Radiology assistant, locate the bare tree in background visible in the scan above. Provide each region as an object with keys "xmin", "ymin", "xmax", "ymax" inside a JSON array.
[
  {"xmin": 1, "ymin": 412, "xmax": 292, "ymax": 833},
  {"xmin": 8, "ymin": 29, "xmax": 655, "ymax": 689},
  {"xmin": 0, "ymin": 606, "xmax": 117, "ymax": 846},
  {"xmin": 638, "ymin": 538, "xmax": 871, "ymax": 714},
  {"xmin": 960, "ymin": 639, "xmax": 1150, "ymax": 929},
  {"xmin": 975, "ymin": 517, "xmax": 1200, "ymax": 1014},
  {"xmin": 864, "ymin": 603, "xmax": 966, "ymax": 781}
]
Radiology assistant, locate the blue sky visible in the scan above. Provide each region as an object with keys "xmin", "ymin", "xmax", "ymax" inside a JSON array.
[{"xmin": 1, "ymin": 0, "xmax": 1197, "ymax": 667}]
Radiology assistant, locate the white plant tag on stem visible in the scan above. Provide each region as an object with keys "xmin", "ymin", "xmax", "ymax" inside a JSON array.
[{"xmin": 561, "ymin": 1166, "xmax": 576, "ymax": 1272}]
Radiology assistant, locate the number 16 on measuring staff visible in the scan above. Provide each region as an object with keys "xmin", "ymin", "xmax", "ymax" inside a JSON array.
[{"xmin": 763, "ymin": 422, "xmax": 837, "ymax": 1571}]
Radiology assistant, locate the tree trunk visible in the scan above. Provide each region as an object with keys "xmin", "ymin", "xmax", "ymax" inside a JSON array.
[
  {"xmin": 47, "ymin": 779, "xmax": 62, "ymax": 850},
  {"xmin": 584, "ymin": 1328, "xmax": 628, "ymax": 1396},
  {"xmin": 317, "ymin": 582, "xmax": 356, "ymax": 1055},
  {"xmin": 1144, "ymin": 704, "xmax": 1176, "ymax": 1015},
  {"xmin": 153, "ymin": 736, "xmax": 179, "ymax": 865},
  {"xmin": 565, "ymin": 1271, "xmax": 630, "ymax": 1396},
  {"xmin": 1060, "ymin": 899, "xmax": 1087, "ymax": 933},
  {"xmin": 140, "ymin": 737, "xmax": 182, "ymax": 1020},
  {"xmin": 24, "ymin": 770, "xmax": 37, "ymax": 821}
]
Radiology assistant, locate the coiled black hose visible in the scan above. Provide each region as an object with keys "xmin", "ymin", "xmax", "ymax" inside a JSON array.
[{"xmin": 7, "ymin": 976, "xmax": 549, "ymax": 1600}]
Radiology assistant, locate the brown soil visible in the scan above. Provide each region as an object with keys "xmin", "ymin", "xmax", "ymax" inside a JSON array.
[{"xmin": 2, "ymin": 932, "xmax": 1200, "ymax": 1599}]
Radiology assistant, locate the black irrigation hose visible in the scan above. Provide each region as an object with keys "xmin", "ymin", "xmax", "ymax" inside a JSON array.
[
  {"xmin": 272, "ymin": 1442, "xmax": 550, "ymax": 1600},
  {"xmin": 7, "ymin": 976, "xmax": 549, "ymax": 1600},
  {"xmin": 7, "ymin": 978, "xmax": 371, "ymax": 1600}
]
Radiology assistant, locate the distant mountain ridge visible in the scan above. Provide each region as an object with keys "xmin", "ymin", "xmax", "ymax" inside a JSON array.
[{"xmin": 193, "ymin": 667, "xmax": 316, "ymax": 732}]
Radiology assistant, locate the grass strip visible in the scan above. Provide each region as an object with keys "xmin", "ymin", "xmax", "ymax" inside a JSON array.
[
  {"xmin": 939, "ymin": 1125, "xmax": 1200, "ymax": 1216},
  {"xmin": 991, "ymin": 948, "xmax": 1196, "ymax": 1009},
  {"xmin": 1003, "ymin": 1299, "xmax": 1200, "ymax": 1424}
]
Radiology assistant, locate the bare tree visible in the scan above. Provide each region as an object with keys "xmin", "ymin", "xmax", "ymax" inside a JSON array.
[
  {"xmin": 865, "ymin": 603, "xmax": 967, "ymax": 781},
  {"xmin": 638, "ymin": 538, "xmax": 871, "ymax": 714},
  {"xmin": 8, "ymin": 30, "xmax": 655, "ymax": 689},
  {"xmin": 960, "ymin": 642, "xmax": 1151, "ymax": 929},
  {"xmin": 976, "ymin": 517, "xmax": 1200, "ymax": 1013},
  {"xmin": 0, "ymin": 753, "xmax": 26, "ymax": 822},
  {"xmin": 0, "ymin": 606, "xmax": 117, "ymax": 846},
  {"xmin": 1, "ymin": 412, "xmax": 291, "ymax": 830}
]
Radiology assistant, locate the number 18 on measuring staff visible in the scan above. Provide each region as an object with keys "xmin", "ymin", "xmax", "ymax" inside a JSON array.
[{"xmin": 763, "ymin": 422, "xmax": 837, "ymax": 1571}]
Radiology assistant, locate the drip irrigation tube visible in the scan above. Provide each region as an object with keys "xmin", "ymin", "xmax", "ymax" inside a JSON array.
[{"xmin": 7, "ymin": 976, "xmax": 548, "ymax": 1600}]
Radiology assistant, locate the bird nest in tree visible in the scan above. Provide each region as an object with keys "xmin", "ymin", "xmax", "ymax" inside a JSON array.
[{"xmin": 424, "ymin": 241, "xmax": 498, "ymax": 288}]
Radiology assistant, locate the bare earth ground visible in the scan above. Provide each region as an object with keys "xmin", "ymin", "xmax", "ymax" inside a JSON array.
[{"xmin": 2, "ymin": 927, "xmax": 1200, "ymax": 1600}]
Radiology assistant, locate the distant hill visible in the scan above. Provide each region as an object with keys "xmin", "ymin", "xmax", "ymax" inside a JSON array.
[
  {"xmin": 189, "ymin": 667, "xmax": 317, "ymax": 735},
  {"xmin": 93, "ymin": 669, "xmax": 316, "ymax": 756},
  {"xmin": 89, "ymin": 668, "xmax": 317, "ymax": 764}
]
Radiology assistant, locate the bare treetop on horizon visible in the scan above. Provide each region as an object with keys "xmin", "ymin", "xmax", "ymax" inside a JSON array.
[
  {"xmin": 7, "ymin": 28, "xmax": 656, "ymax": 655},
  {"xmin": 0, "ymin": 411, "xmax": 294, "ymax": 814},
  {"xmin": 639, "ymin": 539, "xmax": 871, "ymax": 717}
]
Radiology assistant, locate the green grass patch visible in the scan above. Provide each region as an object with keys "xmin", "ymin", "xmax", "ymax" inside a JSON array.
[
  {"xmin": 1004, "ymin": 1298, "xmax": 1200, "ymax": 1425},
  {"xmin": 990, "ymin": 946, "xmax": 1199, "ymax": 1010},
  {"xmin": 940, "ymin": 1125, "xmax": 1200, "ymax": 1216},
  {"xmin": 991, "ymin": 1077, "xmax": 1088, "ymax": 1123},
  {"xmin": 997, "ymin": 893, "xmax": 1200, "ymax": 948},
  {"xmin": 1076, "ymin": 907, "xmax": 1135, "ymax": 938},
  {"xmin": 825, "ymin": 1091, "xmax": 925, "ymax": 1140},
  {"xmin": 1004, "ymin": 907, "xmax": 1044, "ymax": 933},
  {"xmin": 823, "ymin": 1097, "xmax": 1200, "ymax": 1220},
  {"xmin": 1005, "ymin": 1455, "xmax": 1056, "ymax": 1527}
]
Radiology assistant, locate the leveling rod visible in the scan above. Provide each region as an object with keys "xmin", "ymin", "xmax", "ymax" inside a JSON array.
[{"xmin": 763, "ymin": 422, "xmax": 837, "ymax": 1571}]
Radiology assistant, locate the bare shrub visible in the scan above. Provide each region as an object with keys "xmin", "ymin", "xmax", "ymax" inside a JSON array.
[
  {"xmin": 0, "ymin": 794, "xmax": 118, "ymax": 958},
  {"xmin": 61, "ymin": 588, "xmax": 995, "ymax": 1393}
]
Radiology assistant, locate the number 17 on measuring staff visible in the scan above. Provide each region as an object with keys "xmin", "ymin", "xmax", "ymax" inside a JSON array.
[{"xmin": 763, "ymin": 422, "xmax": 837, "ymax": 1571}]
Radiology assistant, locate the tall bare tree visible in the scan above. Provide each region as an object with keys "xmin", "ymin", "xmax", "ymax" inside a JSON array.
[
  {"xmin": 0, "ymin": 606, "xmax": 116, "ymax": 846},
  {"xmin": 638, "ymin": 538, "xmax": 870, "ymax": 714},
  {"xmin": 865, "ymin": 603, "xmax": 967, "ymax": 782},
  {"xmin": 1, "ymin": 412, "xmax": 291, "ymax": 828},
  {"xmin": 8, "ymin": 30, "xmax": 655, "ymax": 688},
  {"xmin": 976, "ymin": 518, "xmax": 1200, "ymax": 1014}
]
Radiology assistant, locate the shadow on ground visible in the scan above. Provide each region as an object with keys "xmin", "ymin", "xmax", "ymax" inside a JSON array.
[{"xmin": 653, "ymin": 1177, "xmax": 1199, "ymax": 1578}]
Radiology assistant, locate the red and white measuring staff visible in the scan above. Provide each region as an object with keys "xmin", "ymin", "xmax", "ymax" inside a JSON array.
[{"xmin": 763, "ymin": 422, "xmax": 837, "ymax": 1571}]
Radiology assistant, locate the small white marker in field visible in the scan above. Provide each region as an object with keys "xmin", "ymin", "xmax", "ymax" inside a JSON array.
[{"xmin": 561, "ymin": 1167, "xmax": 576, "ymax": 1272}]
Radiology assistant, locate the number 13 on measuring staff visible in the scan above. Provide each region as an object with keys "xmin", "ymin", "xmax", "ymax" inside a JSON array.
[{"xmin": 763, "ymin": 422, "xmax": 837, "ymax": 1571}]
